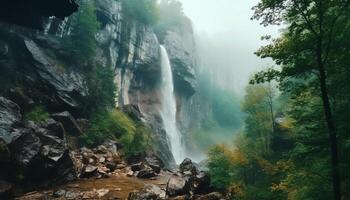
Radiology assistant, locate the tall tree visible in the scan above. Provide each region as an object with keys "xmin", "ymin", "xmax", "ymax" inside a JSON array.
[{"xmin": 252, "ymin": 1, "xmax": 350, "ymax": 199}]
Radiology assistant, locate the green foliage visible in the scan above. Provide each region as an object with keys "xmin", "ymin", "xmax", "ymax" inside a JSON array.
[
  {"xmin": 208, "ymin": 144, "xmax": 236, "ymax": 190},
  {"xmin": 86, "ymin": 64, "xmax": 116, "ymax": 111},
  {"xmin": 81, "ymin": 109, "xmax": 153, "ymax": 158},
  {"xmin": 122, "ymin": 0, "xmax": 159, "ymax": 25},
  {"xmin": 120, "ymin": 124, "xmax": 153, "ymax": 158},
  {"xmin": 154, "ymin": 0, "xmax": 189, "ymax": 41},
  {"xmin": 67, "ymin": 0, "xmax": 100, "ymax": 63},
  {"xmin": 81, "ymin": 109, "xmax": 136, "ymax": 147},
  {"xmin": 24, "ymin": 106, "xmax": 49, "ymax": 123}
]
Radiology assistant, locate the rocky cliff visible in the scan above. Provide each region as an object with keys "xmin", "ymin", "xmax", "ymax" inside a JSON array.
[{"xmin": 0, "ymin": 0, "xmax": 198, "ymax": 193}]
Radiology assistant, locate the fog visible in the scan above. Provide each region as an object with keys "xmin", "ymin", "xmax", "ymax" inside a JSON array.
[{"xmin": 179, "ymin": 0, "xmax": 281, "ymax": 95}]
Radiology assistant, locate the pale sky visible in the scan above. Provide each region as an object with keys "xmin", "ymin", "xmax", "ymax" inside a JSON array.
[{"xmin": 178, "ymin": 0, "xmax": 281, "ymax": 95}]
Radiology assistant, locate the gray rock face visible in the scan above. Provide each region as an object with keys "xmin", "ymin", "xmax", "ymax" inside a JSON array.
[
  {"xmin": 0, "ymin": 97, "xmax": 75, "ymax": 187},
  {"xmin": 52, "ymin": 111, "xmax": 82, "ymax": 136},
  {"xmin": 166, "ymin": 175, "xmax": 190, "ymax": 197},
  {"xmin": 0, "ymin": 97, "xmax": 22, "ymax": 144},
  {"xmin": 163, "ymin": 23, "xmax": 197, "ymax": 97},
  {"xmin": 0, "ymin": 23, "xmax": 89, "ymax": 112},
  {"xmin": 1, "ymin": 0, "xmax": 198, "ymax": 170}
]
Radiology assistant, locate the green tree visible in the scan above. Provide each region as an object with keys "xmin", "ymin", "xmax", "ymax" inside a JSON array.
[
  {"xmin": 68, "ymin": 0, "xmax": 100, "ymax": 63},
  {"xmin": 122, "ymin": 0, "xmax": 159, "ymax": 25},
  {"xmin": 252, "ymin": 1, "xmax": 350, "ymax": 199}
]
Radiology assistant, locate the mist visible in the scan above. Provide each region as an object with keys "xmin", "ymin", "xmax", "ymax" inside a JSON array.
[{"xmin": 179, "ymin": 0, "xmax": 281, "ymax": 95}]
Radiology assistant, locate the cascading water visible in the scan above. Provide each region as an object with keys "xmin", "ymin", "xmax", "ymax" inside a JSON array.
[{"xmin": 159, "ymin": 45, "xmax": 185, "ymax": 164}]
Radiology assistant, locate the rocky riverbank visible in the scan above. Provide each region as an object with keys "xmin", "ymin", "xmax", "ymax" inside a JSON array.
[{"xmin": 14, "ymin": 142, "xmax": 224, "ymax": 200}]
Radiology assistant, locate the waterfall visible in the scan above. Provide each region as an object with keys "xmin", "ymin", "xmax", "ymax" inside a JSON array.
[{"xmin": 159, "ymin": 45, "xmax": 185, "ymax": 164}]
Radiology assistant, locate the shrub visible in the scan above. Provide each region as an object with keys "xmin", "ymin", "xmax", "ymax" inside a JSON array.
[
  {"xmin": 24, "ymin": 106, "xmax": 49, "ymax": 123},
  {"xmin": 208, "ymin": 144, "xmax": 236, "ymax": 190},
  {"xmin": 67, "ymin": 0, "xmax": 100, "ymax": 63},
  {"xmin": 120, "ymin": 124, "xmax": 153, "ymax": 158},
  {"xmin": 86, "ymin": 64, "xmax": 116, "ymax": 111},
  {"xmin": 122, "ymin": 0, "xmax": 159, "ymax": 25},
  {"xmin": 81, "ymin": 109, "xmax": 136, "ymax": 147},
  {"xmin": 81, "ymin": 109, "xmax": 153, "ymax": 157}
]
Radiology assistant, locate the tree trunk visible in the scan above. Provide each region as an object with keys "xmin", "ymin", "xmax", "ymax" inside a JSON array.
[{"xmin": 317, "ymin": 43, "xmax": 341, "ymax": 200}]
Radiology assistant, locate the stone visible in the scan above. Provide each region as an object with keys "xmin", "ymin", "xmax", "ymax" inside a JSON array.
[
  {"xmin": 0, "ymin": 180, "xmax": 13, "ymax": 199},
  {"xmin": 131, "ymin": 162, "xmax": 144, "ymax": 172},
  {"xmin": 192, "ymin": 171, "xmax": 212, "ymax": 195},
  {"xmin": 196, "ymin": 192, "xmax": 223, "ymax": 200},
  {"xmin": 136, "ymin": 168, "xmax": 157, "ymax": 179},
  {"xmin": 106, "ymin": 162, "xmax": 117, "ymax": 171},
  {"xmin": 145, "ymin": 155, "xmax": 164, "ymax": 174},
  {"xmin": 52, "ymin": 189, "xmax": 66, "ymax": 198},
  {"xmin": 144, "ymin": 184, "xmax": 166, "ymax": 199},
  {"xmin": 81, "ymin": 165, "xmax": 97, "ymax": 178},
  {"xmin": 65, "ymin": 190, "xmax": 79, "ymax": 200},
  {"xmin": 52, "ymin": 111, "xmax": 82, "ymax": 136},
  {"xmin": 99, "ymin": 156, "xmax": 106, "ymax": 163},
  {"xmin": 0, "ymin": 97, "xmax": 22, "ymax": 145},
  {"xmin": 179, "ymin": 158, "xmax": 198, "ymax": 176},
  {"xmin": 121, "ymin": 105, "xmax": 143, "ymax": 122},
  {"xmin": 96, "ymin": 189, "xmax": 109, "ymax": 198},
  {"xmin": 166, "ymin": 175, "xmax": 190, "ymax": 197}
]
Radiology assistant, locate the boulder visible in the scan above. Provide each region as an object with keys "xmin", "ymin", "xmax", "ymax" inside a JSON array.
[
  {"xmin": 166, "ymin": 175, "xmax": 190, "ymax": 197},
  {"xmin": 145, "ymin": 155, "xmax": 164, "ymax": 174},
  {"xmin": 192, "ymin": 171, "xmax": 212, "ymax": 195},
  {"xmin": 196, "ymin": 192, "xmax": 223, "ymax": 200},
  {"xmin": 128, "ymin": 191, "xmax": 158, "ymax": 200},
  {"xmin": 179, "ymin": 158, "xmax": 198, "ymax": 176},
  {"xmin": 0, "ymin": 97, "xmax": 22, "ymax": 145},
  {"xmin": 0, "ymin": 180, "xmax": 13, "ymax": 199},
  {"xmin": 137, "ymin": 168, "xmax": 157, "ymax": 179},
  {"xmin": 121, "ymin": 105, "xmax": 143, "ymax": 122},
  {"xmin": 39, "ymin": 118, "xmax": 65, "ymax": 139},
  {"xmin": 52, "ymin": 111, "xmax": 82, "ymax": 136},
  {"xmin": 106, "ymin": 162, "xmax": 117, "ymax": 171},
  {"xmin": 81, "ymin": 165, "xmax": 98, "ymax": 178},
  {"xmin": 131, "ymin": 162, "xmax": 144, "ymax": 172},
  {"xmin": 128, "ymin": 184, "xmax": 165, "ymax": 200}
]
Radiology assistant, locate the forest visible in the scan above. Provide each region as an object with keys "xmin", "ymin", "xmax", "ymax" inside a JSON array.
[{"xmin": 0, "ymin": 0, "xmax": 349, "ymax": 200}]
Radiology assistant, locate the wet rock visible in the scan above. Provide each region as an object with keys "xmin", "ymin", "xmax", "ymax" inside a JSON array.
[
  {"xmin": 128, "ymin": 185, "xmax": 164, "ymax": 200},
  {"xmin": 81, "ymin": 165, "xmax": 97, "ymax": 178},
  {"xmin": 65, "ymin": 190, "xmax": 79, "ymax": 200},
  {"xmin": 166, "ymin": 175, "xmax": 190, "ymax": 197},
  {"xmin": 0, "ymin": 97, "xmax": 22, "ymax": 145},
  {"xmin": 145, "ymin": 155, "xmax": 164, "ymax": 174},
  {"xmin": 144, "ymin": 184, "xmax": 166, "ymax": 199},
  {"xmin": 137, "ymin": 168, "xmax": 157, "ymax": 179},
  {"xmin": 196, "ymin": 192, "xmax": 223, "ymax": 200},
  {"xmin": 0, "ymin": 180, "xmax": 13, "ymax": 199},
  {"xmin": 52, "ymin": 111, "xmax": 82, "ymax": 136},
  {"xmin": 163, "ymin": 28, "xmax": 197, "ymax": 97},
  {"xmin": 179, "ymin": 158, "xmax": 198, "ymax": 176},
  {"xmin": 106, "ymin": 162, "xmax": 117, "ymax": 171},
  {"xmin": 52, "ymin": 189, "xmax": 66, "ymax": 198},
  {"xmin": 128, "ymin": 191, "xmax": 159, "ymax": 200},
  {"xmin": 192, "ymin": 171, "xmax": 212, "ymax": 195},
  {"xmin": 131, "ymin": 162, "xmax": 144, "ymax": 172},
  {"xmin": 39, "ymin": 118, "xmax": 65, "ymax": 139},
  {"xmin": 0, "ymin": 41, "xmax": 9, "ymax": 58},
  {"xmin": 121, "ymin": 105, "xmax": 143, "ymax": 122}
]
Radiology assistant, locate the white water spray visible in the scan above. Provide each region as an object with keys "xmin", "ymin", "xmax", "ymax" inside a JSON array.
[{"xmin": 159, "ymin": 45, "xmax": 185, "ymax": 164}]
